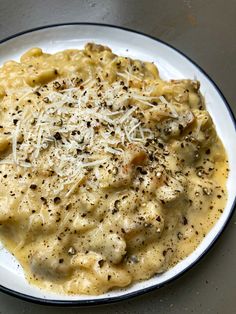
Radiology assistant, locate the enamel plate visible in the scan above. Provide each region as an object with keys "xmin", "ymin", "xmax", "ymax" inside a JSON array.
[{"xmin": 0, "ymin": 23, "xmax": 236, "ymax": 306}]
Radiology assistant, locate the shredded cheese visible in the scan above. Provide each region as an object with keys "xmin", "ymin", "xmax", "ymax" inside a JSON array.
[{"xmin": 1, "ymin": 75, "xmax": 178, "ymax": 179}]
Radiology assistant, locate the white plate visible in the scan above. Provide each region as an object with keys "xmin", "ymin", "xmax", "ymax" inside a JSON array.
[{"xmin": 0, "ymin": 23, "xmax": 236, "ymax": 306}]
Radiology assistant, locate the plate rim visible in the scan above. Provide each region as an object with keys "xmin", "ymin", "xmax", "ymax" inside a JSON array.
[{"xmin": 0, "ymin": 22, "xmax": 236, "ymax": 307}]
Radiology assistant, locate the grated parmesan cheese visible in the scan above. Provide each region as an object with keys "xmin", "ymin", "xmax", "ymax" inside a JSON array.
[{"xmin": 1, "ymin": 74, "xmax": 180, "ymax": 179}]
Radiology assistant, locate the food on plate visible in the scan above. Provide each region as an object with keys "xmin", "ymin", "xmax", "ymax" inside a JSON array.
[{"xmin": 0, "ymin": 43, "xmax": 228, "ymax": 294}]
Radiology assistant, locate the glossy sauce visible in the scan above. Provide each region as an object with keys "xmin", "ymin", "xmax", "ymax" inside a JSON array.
[{"xmin": 0, "ymin": 44, "xmax": 228, "ymax": 294}]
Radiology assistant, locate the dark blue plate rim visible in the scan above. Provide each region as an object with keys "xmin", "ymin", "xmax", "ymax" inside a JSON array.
[{"xmin": 0, "ymin": 22, "xmax": 235, "ymax": 307}]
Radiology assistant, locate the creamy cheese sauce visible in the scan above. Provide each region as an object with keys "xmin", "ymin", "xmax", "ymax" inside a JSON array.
[{"xmin": 0, "ymin": 43, "xmax": 228, "ymax": 295}]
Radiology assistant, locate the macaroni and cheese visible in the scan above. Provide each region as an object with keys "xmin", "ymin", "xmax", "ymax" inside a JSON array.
[{"xmin": 0, "ymin": 43, "xmax": 228, "ymax": 294}]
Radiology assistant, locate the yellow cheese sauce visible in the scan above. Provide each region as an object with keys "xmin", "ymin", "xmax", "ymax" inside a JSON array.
[{"xmin": 0, "ymin": 43, "xmax": 228, "ymax": 295}]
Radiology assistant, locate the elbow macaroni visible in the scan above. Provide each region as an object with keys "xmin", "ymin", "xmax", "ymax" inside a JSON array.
[{"xmin": 0, "ymin": 43, "xmax": 228, "ymax": 295}]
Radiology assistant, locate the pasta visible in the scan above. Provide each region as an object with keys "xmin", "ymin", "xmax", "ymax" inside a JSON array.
[{"xmin": 0, "ymin": 43, "xmax": 228, "ymax": 295}]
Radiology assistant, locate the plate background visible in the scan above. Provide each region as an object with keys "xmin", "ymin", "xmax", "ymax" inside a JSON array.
[{"xmin": 0, "ymin": 0, "xmax": 236, "ymax": 313}]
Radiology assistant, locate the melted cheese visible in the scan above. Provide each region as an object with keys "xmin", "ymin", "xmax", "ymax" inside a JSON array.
[{"xmin": 0, "ymin": 43, "xmax": 228, "ymax": 295}]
